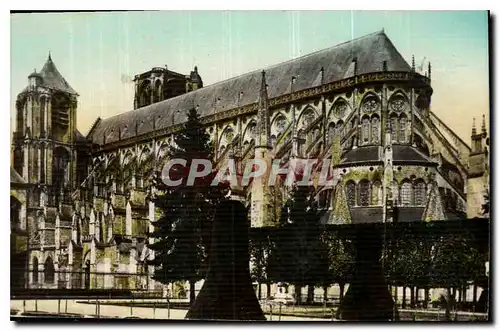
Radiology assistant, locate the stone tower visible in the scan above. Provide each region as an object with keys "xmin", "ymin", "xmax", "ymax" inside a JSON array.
[
  {"xmin": 467, "ymin": 115, "xmax": 489, "ymax": 218},
  {"xmin": 13, "ymin": 53, "xmax": 79, "ymax": 204}
]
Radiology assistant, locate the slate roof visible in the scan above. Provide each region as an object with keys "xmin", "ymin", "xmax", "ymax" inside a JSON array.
[
  {"xmin": 24, "ymin": 54, "xmax": 78, "ymax": 95},
  {"xmin": 89, "ymin": 30, "xmax": 411, "ymax": 145},
  {"xmin": 341, "ymin": 146, "xmax": 381, "ymax": 164},
  {"xmin": 339, "ymin": 145, "xmax": 435, "ymax": 165},
  {"xmin": 10, "ymin": 167, "xmax": 26, "ymax": 184}
]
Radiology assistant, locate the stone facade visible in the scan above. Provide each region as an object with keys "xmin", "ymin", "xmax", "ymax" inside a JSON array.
[{"xmin": 10, "ymin": 31, "xmax": 489, "ymax": 290}]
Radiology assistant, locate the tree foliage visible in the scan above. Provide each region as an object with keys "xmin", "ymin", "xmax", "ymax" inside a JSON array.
[
  {"xmin": 267, "ymin": 185, "xmax": 328, "ymax": 304},
  {"xmin": 148, "ymin": 107, "xmax": 228, "ymax": 302}
]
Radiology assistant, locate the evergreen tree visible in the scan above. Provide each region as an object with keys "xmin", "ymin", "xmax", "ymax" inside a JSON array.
[
  {"xmin": 148, "ymin": 107, "xmax": 228, "ymax": 304},
  {"xmin": 268, "ymin": 185, "xmax": 328, "ymax": 305}
]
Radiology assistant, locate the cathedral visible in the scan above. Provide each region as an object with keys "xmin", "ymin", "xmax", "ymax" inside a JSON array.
[{"xmin": 10, "ymin": 30, "xmax": 489, "ymax": 292}]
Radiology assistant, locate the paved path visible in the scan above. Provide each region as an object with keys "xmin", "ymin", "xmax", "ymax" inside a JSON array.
[{"xmin": 11, "ymin": 300, "xmax": 328, "ymax": 321}]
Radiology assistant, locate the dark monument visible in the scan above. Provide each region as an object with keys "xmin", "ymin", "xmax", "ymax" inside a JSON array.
[
  {"xmin": 337, "ymin": 226, "xmax": 396, "ymax": 321},
  {"xmin": 185, "ymin": 200, "xmax": 266, "ymax": 321}
]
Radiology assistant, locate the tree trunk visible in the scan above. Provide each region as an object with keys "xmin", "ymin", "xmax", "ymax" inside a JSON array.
[
  {"xmin": 323, "ymin": 285, "xmax": 328, "ymax": 303},
  {"xmin": 424, "ymin": 288, "xmax": 429, "ymax": 309},
  {"xmin": 295, "ymin": 284, "xmax": 302, "ymax": 306},
  {"xmin": 458, "ymin": 286, "xmax": 463, "ymax": 305},
  {"xmin": 445, "ymin": 287, "xmax": 452, "ymax": 321},
  {"xmin": 307, "ymin": 285, "xmax": 314, "ymax": 304},
  {"xmin": 339, "ymin": 283, "xmax": 345, "ymax": 304},
  {"xmin": 473, "ymin": 283, "xmax": 477, "ymax": 305},
  {"xmin": 185, "ymin": 200, "xmax": 265, "ymax": 320},
  {"xmin": 258, "ymin": 283, "xmax": 262, "ymax": 300},
  {"xmin": 410, "ymin": 286, "xmax": 415, "ymax": 308},
  {"xmin": 266, "ymin": 281, "xmax": 271, "ymax": 299},
  {"xmin": 189, "ymin": 280, "xmax": 196, "ymax": 305},
  {"xmin": 402, "ymin": 287, "xmax": 406, "ymax": 309}
]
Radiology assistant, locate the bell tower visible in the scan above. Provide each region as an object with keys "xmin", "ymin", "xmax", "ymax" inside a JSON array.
[{"xmin": 12, "ymin": 53, "xmax": 79, "ymax": 206}]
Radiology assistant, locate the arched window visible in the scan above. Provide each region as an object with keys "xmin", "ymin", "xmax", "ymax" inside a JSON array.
[
  {"xmin": 401, "ymin": 181, "xmax": 413, "ymax": 206},
  {"xmin": 399, "ymin": 114, "xmax": 407, "ymax": 143},
  {"xmin": 414, "ymin": 180, "xmax": 426, "ymax": 206},
  {"xmin": 327, "ymin": 123, "xmax": 335, "ymax": 142},
  {"xmin": 345, "ymin": 181, "xmax": 356, "ymax": 206},
  {"xmin": 271, "ymin": 134, "xmax": 277, "ymax": 146},
  {"xmin": 390, "ymin": 115, "xmax": 399, "ymax": 142},
  {"xmin": 371, "ymin": 116, "xmax": 380, "ymax": 143},
  {"xmin": 44, "ymin": 258, "xmax": 55, "ymax": 284},
  {"xmin": 358, "ymin": 180, "xmax": 371, "ymax": 206},
  {"xmin": 32, "ymin": 257, "xmax": 39, "ymax": 283},
  {"xmin": 392, "ymin": 181, "xmax": 400, "ymax": 206},
  {"xmin": 371, "ymin": 181, "xmax": 382, "ymax": 205},
  {"xmin": 274, "ymin": 116, "xmax": 287, "ymax": 136},
  {"xmin": 40, "ymin": 97, "xmax": 46, "ymax": 135},
  {"xmin": 336, "ymin": 120, "xmax": 344, "ymax": 138},
  {"xmin": 155, "ymin": 80, "xmax": 162, "ymax": 103},
  {"xmin": 362, "ymin": 117, "xmax": 370, "ymax": 144}
]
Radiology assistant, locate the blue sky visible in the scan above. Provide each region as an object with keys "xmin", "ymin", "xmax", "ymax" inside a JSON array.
[{"xmin": 10, "ymin": 11, "xmax": 489, "ymax": 142}]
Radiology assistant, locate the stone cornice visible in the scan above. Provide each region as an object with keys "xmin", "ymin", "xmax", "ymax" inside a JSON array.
[{"xmin": 94, "ymin": 72, "xmax": 430, "ymax": 153}]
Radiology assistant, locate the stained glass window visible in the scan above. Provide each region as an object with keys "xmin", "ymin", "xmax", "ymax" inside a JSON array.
[
  {"xmin": 44, "ymin": 257, "xmax": 55, "ymax": 284},
  {"xmin": 358, "ymin": 180, "xmax": 371, "ymax": 206},
  {"xmin": 303, "ymin": 111, "xmax": 314, "ymax": 128},
  {"xmin": 327, "ymin": 123, "xmax": 335, "ymax": 142},
  {"xmin": 345, "ymin": 181, "xmax": 356, "ymax": 206},
  {"xmin": 399, "ymin": 115, "xmax": 407, "ymax": 143},
  {"xmin": 390, "ymin": 116, "xmax": 398, "ymax": 142},
  {"xmin": 372, "ymin": 181, "xmax": 382, "ymax": 205},
  {"xmin": 334, "ymin": 101, "xmax": 347, "ymax": 118},
  {"xmin": 414, "ymin": 180, "xmax": 426, "ymax": 206},
  {"xmin": 371, "ymin": 116, "xmax": 380, "ymax": 143},
  {"xmin": 362, "ymin": 97, "xmax": 379, "ymax": 113},
  {"xmin": 362, "ymin": 117, "xmax": 370, "ymax": 143},
  {"xmin": 392, "ymin": 181, "xmax": 400, "ymax": 206},
  {"xmin": 336, "ymin": 121, "xmax": 344, "ymax": 138},
  {"xmin": 390, "ymin": 96, "xmax": 406, "ymax": 112},
  {"xmin": 401, "ymin": 181, "xmax": 413, "ymax": 206},
  {"xmin": 275, "ymin": 116, "xmax": 287, "ymax": 135}
]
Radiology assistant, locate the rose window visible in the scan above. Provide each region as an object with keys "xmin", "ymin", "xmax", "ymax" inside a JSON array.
[{"xmin": 362, "ymin": 97, "xmax": 379, "ymax": 113}]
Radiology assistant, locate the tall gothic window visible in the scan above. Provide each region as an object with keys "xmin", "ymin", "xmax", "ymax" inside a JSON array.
[
  {"xmin": 390, "ymin": 116, "xmax": 398, "ymax": 142},
  {"xmin": 371, "ymin": 116, "xmax": 380, "ymax": 143},
  {"xmin": 40, "ymin": 97, "xmax": 46, "ymax": 136},
  {"xmin": 371, "ymin": 181, "xmax": 382, "ymax": 205},
  {"xmin": 392, "ymin": 181, "xmax": 400, "ymax": 206},
  {"xmin": 32, "ymin": 257, "xmax": 39, "ymax": 283},
  {"xmin": 415, "ymin": 180, "xmax": 426, "ymax": 206},
  {"xmin": 399, "ymin": 115, "xmax": 407, "ymax": 143},
  {"xmin": 401, "ymin": 181, "xmax": 413, "ymax": 206},
  {"xmin": 345, "ymin": 181, "xmax": 356, "ymax": 206},
  {"xmin": 44, "ymin": 257, "xmax": 55, "ymax": 284},
  {"xmin": 327, "ymin": 123, "xmax": 335, "ymax": 142},
  {"xmin": 336, "ymin": 121, "xmax": 344, "ymax": 138},
  {"xmin": 358, "ymin": 180, "xmax": 371, "ymax": 206},
  {"xmin": 274, "ymin": 116, "xmax": 287, "ymax": 136},
  {"xmin": 362, "ymin": 117, "xmax": 370, "ymax": 144}
]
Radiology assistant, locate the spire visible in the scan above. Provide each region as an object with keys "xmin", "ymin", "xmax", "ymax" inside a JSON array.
[
  {"xmin": 411, "ymin": 55, "xmax": 415, "ymax": 72},
  {"xmin": 481, "ymin": 114, "xmax": 487, "ymax": 135},
  {"xmin": 256, "ymin": 70, "xmax": 271, "ymax": 148},
  {"xmin": 48, "ymin": 50, "xmax": 52, "ymax": 62},
  {"xmin": 320, "ymin": 66, "xmax": 325, "ymax": 85},
  {"xmin": 428, "ymin": 61, "xmax": 431, "ymax": 80},
  {"xmin": 472, "ymin": 117, "xmax": 477, "ymax": 136}
]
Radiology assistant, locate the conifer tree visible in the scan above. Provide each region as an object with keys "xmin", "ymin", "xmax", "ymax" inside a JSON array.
[{"xmin": 148, "ymin": 108, "xmax": 228, "ymax": 304}]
